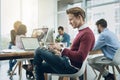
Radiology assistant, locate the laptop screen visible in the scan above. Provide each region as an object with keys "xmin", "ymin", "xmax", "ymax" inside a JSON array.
[
  {"xmin": 31, "ymin": 28, "xmax": 48, "ymax": 42},
  {"xmin": 21, "ymin": 37, "xmax": 40, "ymax": 51}
]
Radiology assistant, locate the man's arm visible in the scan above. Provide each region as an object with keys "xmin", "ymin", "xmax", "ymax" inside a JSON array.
[
  {"xmin": 62, "ymin": 32, "xmax": 94, "ymax": 62},
  {"xmin": 63, "ymin": 33, "xmax": 70, "ymax": 47},
  {"xmin": 93, "ymin": 34, "xmax": 106, "ymax": 50}
]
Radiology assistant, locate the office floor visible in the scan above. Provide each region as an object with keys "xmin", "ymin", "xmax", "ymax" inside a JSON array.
[{"xmin": 0, "ymin": 61, "xmax": 120, "ymax": 80}]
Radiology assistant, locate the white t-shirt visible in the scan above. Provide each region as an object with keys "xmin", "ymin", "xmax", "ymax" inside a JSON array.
[{"xmin": 16, "ymin": 35, "xmax": 25, "ymax": 49}]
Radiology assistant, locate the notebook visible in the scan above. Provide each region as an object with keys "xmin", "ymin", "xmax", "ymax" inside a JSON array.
[{"xmin": 21, "ymin": 37, "xmax": 40, "ymax": 51}]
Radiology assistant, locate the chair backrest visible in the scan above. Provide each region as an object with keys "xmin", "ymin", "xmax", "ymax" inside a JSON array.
[
  {"xmin": 53, "ymin": 56, "xmax": 88, "ymax": 77},
  {"xmin": 69, "ymin": 56, "xmax": 88, "ymax": 77},
  {"xmin": 112, "ymin": 48, "xmax": 120, "ymax": 65}
]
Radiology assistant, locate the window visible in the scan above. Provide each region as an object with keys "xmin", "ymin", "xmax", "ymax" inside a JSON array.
[
  {"xmin": 57, "ymin": 0, "xmax": 120, "ymax": 41},
  {"xmin": 115, "ymin": 7, "xmax": 120, "ymax": 23},
  {"xmin": 87, "ymin": 0, "xmax": 118, "ymax": 6},
  {"xmin": 0, "ymin": 0, "xmax": 38, "ymax": 49},
  {"xmin": 87, "ymin": 2, "xmax": 120, "ymax": 40}
]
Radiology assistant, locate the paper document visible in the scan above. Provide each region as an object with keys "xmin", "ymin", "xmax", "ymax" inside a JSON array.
[{"xmin": 1, "ymin": 49, "xmax": 25, "ymax": 53}]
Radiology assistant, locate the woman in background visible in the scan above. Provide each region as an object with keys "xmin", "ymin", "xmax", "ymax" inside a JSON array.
[
  {"xmin": 16, "ymin": 24, "xmax": 27, "ymax": 49},
  {"xmin": 8, "ymin": 21, "xmax": 22, "ymax": 75},
  {"xmin": 16, "ymin": 24, "xmax": 35, "ymax": 79}
]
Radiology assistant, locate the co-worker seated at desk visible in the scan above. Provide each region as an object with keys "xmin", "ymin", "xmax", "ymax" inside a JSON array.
[
  {"xmin": 88, "ymin": 19, "xmax": 120, "ymax": 80},
  {"xmin": 10, "ymin": 24, "xmax": 27, "ymax": 76},
  {"xmin": 8, "ymin": 24, "xmax": 27, "ymax": 78},
  {"xmin": 55, "ymin": 26, "xmax": 70, "ymax": 47},
  {"xmin": 8, "ymin": 21, "xmax": 22, "ymax": 75},
  {"xmin": 16, "ymin": 24, "xmax": 27, "ymax": 49},
  {"xmin": 33, "ymin": 7, "xmax": 95, "ymax": 80}
]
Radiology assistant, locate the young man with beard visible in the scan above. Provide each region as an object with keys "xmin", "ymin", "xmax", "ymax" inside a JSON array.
[{"xmin": 88, "ymin": 19, "xmax": 120, "ymax": 80}]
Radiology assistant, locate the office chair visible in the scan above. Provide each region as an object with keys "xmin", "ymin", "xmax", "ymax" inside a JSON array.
[
  {"xmin": 10, "ymin": 58, "xmax": 29, "ymax": 79},
  {"xmin": 48, "ymin": 56, "xmax": 88, "ymax": 80},
  {"xmin": 97, "ymin": 48, "xmax": 120, "ymax": 80}
]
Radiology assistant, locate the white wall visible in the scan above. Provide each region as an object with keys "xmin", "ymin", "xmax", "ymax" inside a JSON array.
[
  {"xmin": 1, "ymin": 0, "xmax": 21, "ymax": 37},
  {"xmin": 21, "ymin": 0, "xmax": 38, "ymax": 36},
  {"xmin": 1, "ymin": 0, "xmax": 21, "ymax": 49},
  {"xmin": 0, "ymin": 0, "xmax": 57, "ymax": 49},
  {"xmin": 1, "ymin": 0, "xmax": 39, "ymax": 37},
  {"xmin": 38, "ymin": 0, "xmax": 57, "ymax": 28},
  {"xmin": 0, "ymin": 0, "xmax": 1, "ymax": 50}
]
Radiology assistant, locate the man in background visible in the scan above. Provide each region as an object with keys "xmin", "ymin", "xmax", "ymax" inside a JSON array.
[
  {"xmin": 89, "ymin": 19, "xmax": 120, "ymax": 80},
  {"xmin": 55, "ymin": 26, "xmax": 70, "ymax": 47}
]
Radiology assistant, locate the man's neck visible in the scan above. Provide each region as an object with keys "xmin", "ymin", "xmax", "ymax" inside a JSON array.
[
  {"xmin": 78, "ymin": 23, "xmax": 88, "ymax": 31},
  {"xmin": 78, "ymin": 22, "xmax": 85, "ymax": 29},
  {"xmin": 101, "ymin": 28, "xmax": 106, "ymax": 32}
]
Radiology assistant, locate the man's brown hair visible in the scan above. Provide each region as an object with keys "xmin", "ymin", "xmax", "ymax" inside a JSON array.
[{"xmin": 66, "ymin": 7, "xmax": 86, "ymax": 21}]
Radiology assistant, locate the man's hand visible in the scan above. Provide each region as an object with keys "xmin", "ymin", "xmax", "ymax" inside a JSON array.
[
  {"xmin": 53, "ymin": 49, "xmax": 61, "ymax": 56},
  {"xmin": 49, "ymin": 43, "xmax": 62, "ymax": 51},
  {"xmin": 48, "ymin": 43, "xmax": 62, "ymax": 55}
]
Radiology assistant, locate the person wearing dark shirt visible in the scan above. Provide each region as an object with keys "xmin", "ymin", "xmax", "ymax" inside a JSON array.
[
  {"xmin": 33, "ymin": 7, "xmax": 95, "ymax": 80},
  {"xmin": 9, "ymin": 30, "xmax": 16, "ymax": 46},
  {"xmin": 55, "ymin": 26, "xmax": 70, "ymax": 47},
  {"xmin": 8, "ymin": 21, "xmax": 22, "ymax": 74}
]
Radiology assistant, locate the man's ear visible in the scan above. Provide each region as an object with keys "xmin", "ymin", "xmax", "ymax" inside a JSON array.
[
  {"xmin": 77, "ymin": 15, "xmax": 81, "ymax": 19},
  {"xmin": 78, "ymin": 15, "xmax": 83, "ymax": 21}
]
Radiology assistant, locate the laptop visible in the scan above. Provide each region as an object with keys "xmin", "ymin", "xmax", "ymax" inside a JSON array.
[
  {"xmin": 21, "ymin": 27, "xmax": 54, "ymax": 51},
  {"xmin": 21, "ymin": 37, "xmax": 56, "ymax": 54},
  {"xmin": 21, "ymin": 37, "xmax": 40, "ymax": 51},
  {"xmin": 31, "ymin": 28, "xmax": 48, "ymax": 42}
]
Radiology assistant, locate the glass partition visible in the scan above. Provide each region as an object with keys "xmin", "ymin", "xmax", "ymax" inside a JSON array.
[
  {"xmin": 57, "ymin": 0, "xmax": 120, "ymax": 41},
  {"xmin": 87, "ymin": 0, "xmax": 118, "ymax": 7},
  {"xmin": 87, "ymin": 1, "xmax": 120, "ymax": 40}
]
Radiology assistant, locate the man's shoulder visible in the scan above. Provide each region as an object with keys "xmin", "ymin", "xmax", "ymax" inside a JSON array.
[
  {"xmin": 64, "ymin": 32, "xmax": 70, "ymax": 36},
  {"xmin": 81, "ymin": 27, "xmax": 94, "ymax": 35},
  {"xmin": 101, "ymin": 30, "xmax": 113, "ymax": 37}
]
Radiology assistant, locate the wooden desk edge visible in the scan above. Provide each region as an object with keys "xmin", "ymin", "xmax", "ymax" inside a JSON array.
[
  {"xmin": 0, "ymin": 51, "xmax": 34, "ymax": 61},
  {"xmin": 89, "ymin": 50, "xmax": 102, "ymax": 55}
]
